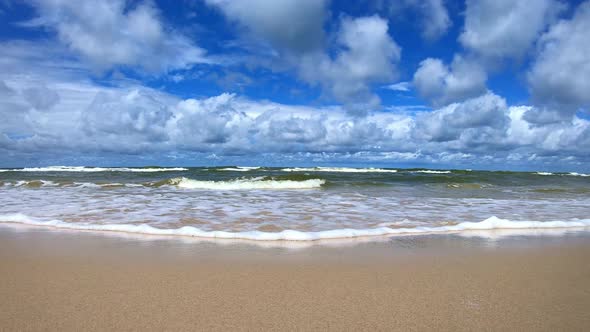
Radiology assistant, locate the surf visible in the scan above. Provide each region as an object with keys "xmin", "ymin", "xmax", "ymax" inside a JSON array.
[
  {"xmin": 2, "ymin": 214, "xmax": 589, "ymax": 242},
  {"xmin": 163, "ymin": 177, "xmax": 325, "ymax": 190}
]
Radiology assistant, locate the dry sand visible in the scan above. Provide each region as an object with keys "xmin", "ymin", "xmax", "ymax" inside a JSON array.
[{"xmin": 1, "ymin": 228, "xmax": 590, "ymax": 331}]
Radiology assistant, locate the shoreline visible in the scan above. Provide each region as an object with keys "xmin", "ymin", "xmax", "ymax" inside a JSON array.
[
  {"xmin": 2, "ymin": 215, "xmax": 590, "ymax": 246},
  {"xmin": 1, "ymin": 227, "xmax": 590, "ymax": 330}
]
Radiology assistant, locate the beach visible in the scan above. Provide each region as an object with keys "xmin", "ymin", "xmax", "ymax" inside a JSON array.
[
  {"xmin": 2, "ymin": 227, "xmax": 590, "ymax": 331},
  {"xmin": 3, "ymin": 0, "xmax": 590, "ymax": 329}
]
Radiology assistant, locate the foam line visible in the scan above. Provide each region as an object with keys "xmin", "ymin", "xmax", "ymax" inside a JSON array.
[{"xmin": 1, "ymin": 214, "xmax": 589, "ymax": 242}]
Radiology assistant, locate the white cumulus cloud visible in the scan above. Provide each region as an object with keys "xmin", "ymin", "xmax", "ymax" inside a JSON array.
[
  {"xmin": 298, "ymin": 15, "xmax": 401, "ymax": 112},
  {"xmin": 413, "ymin": 55, "xmax": 487, "ymax": 107},
  {"xmin": 527, "ymin": 1, "xmax": 590, "ymax": 123},
  {"xmin": 24, "ymin": 0, "xmax": 211, "ymax": 72},
  {"xmin": 460, "ymin": 0, "xmax": 563, "ymax": 60}
]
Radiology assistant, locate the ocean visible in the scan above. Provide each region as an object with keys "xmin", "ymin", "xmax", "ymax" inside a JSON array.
[{"xmin": 1, "ymin": 166, "xmax": 590, "ymax": 242}]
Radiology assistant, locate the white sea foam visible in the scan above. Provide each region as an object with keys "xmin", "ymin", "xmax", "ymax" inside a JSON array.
[
  {"xmin": 2, "ymin": 177, "xmax": 325, "ymax": 190},
  {"xmin": 568, "ymin": 172, "xmax": 590, "ymax": 177},
  {"xmin": 10, "ymin": 180, "xmax": 60, "ymax": 187},
  {"xmin": 72, "ymin": 182, "xmax": 102, "ymax": 188},
  {"xmin": 412, "ymin": 170, "xmax": 452, "ymax": 174},
  {"xmin": 4, "ymin": 166, "xmax": 188, "ymax": 172},
  {"xmin": 4, "ymin": 180, "xmax": 141, "ymax": 188},
  {"xmin": 280, "ymin": 167, "xmax": 397, "ymax": 173},
  {"xmin": 534, "ymin": 172, "xmax": 590, "ymax": 177},
  {"xmin": 1, "ymin": 214, "xmax": 589, "ymax": 241},
  {"xmin": 168, "ymin": 177, "xmax": 325, "ymax": 190},
  {"xmin": 218, "ymin": 166, "xmax": 261, "ymax": 171}
]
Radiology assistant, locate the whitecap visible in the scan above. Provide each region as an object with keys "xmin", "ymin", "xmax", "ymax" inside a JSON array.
[
  {"xmin": 535, "ymin": 172, "xmax": 554, "ymax": 176},
  {"xmin": 167, "ymin": 177, "xmax": 325, "ymax": 190},
  {"xmin": 412, "ymin": 170, "xmax": 452, "ymax": 174},
  {"xmin": 280, "ymin": 167, "xmax": 397, "ymax": 173},
  {"xmin": 568, "ymin": 172, "xmax": 590, "ymax": 177},
  {"xmin": 217, "ymin": 166, "xmax": 261, "ymax": 172}
]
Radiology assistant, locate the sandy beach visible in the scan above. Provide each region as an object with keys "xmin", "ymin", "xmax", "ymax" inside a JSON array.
[{"xmin": 1, "ymin": 227, "xmax": 589, "ymax": 331}]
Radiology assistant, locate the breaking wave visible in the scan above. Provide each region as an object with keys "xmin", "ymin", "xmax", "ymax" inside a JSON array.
[
  {"xmin": 162, "ymin": 177, "xmax": 325, "ymax": 190},
  {"xmin": 411, "ymin": 170, "xmax": 452, "ymax": 174},
  {"xmin": 12, "ymin": 180, "xmax": 60, "ymax": 188},
  {"xmin": 534, "ymin": 171, "xmax": 590, "ymax": 177},
  {"xmin": 536, "ymin": 172, "xmax": 554, "ymax": 176},
  {"xmin": 1, "ymin": 176, "xmax": 326, "ymax": 190},
  {"xmin": 1, "ymin": 214, "xmax": 589, "ymax": 241},
  {"xmin": 280, "ymin": 167, "xmax": 398, "ymax": 173},
  {"xmin": 216, "ymin": 166, "xmax": 261, "ymax": 172}
]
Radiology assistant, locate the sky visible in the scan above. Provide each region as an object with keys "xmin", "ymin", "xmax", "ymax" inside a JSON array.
[{"xmin": 0, "ymin": 0, "xmax": 589, "ymax": 171}]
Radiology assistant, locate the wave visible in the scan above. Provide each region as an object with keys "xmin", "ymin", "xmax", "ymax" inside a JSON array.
[
  {"xmin": 534, "ymin": 172, "xmax": 589, "ymax": 177},
  {"xmin": 569, "ymin": 172, "xmax": 590, "ymax": 177},
  {"xmin": 12, "ymin": 180, "xmax": 60, "ymax": 188},
  {"xmin": 412, "ymin": 170, "xmax": 451, "ymax": 174},
  {"xmin": 2, "ymin": 176, "xmax": 325, "ymax": 190},
  {"xmin": 3, "ymin": 166, "xmax": 188, "ymax": 172},
  {"xmin": 164, "ymin": 177, "xmax": 325, "ymax": 190},
  {"xmin": 1, "ymin": 214, "xmax": 589, "ymax": 241},
  {"xmin": 280, "ymin": 167, "xmax": 397, "ymax": 173},
  {"xmin": 3, "ymin": 180, "xmax": 142, "ymax": 188},
  {"xmin": 217, "ymin": 166, "xmax": 261, "ymax": 172}
]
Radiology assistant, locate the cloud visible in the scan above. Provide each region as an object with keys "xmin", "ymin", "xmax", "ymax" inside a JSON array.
[
  {"xmin": 413, "ymin": 55, "xmax": 487, "ymax": 107},
  {"xmin": 383, "ymin": 81, "xmax": 411, "ymax": 92},
  {"xmin": 2, "ymin": 70, "xmax": 589, "ymax": 169},
  {"xmin": 207, "ymin": 1, "xmax": 400, "ymax": 111},
  {"xmin": 298, "ymin": 15, "xmax": 401, "ymax": 112},
  {"xmin": 24, "ymin": 0, "xmax": 211, "ymax": 73},
  {"xmin": 460, "ymin": 0, "xmax": 563, "ymax": 60},
  {"xmin": 206, "ymin": 0, "xmax": 328, "ymax": 54},
  {"xmin": 0, "ymin": 80, "xmax": 15, "ymax": 95},
  {"xmin": 417, "ymin": 0, "xmax": 451, "ymax": 40},
  {"xmin": 82, "ymin": 89, "xmax": 174, "ymax": 146},
  {"xmin": 414, "ymin": 92, "xmax": 508, "ymax": 143},
  {"xmin": 384, "ymin": 0, "xmax": 451, "ymax": 40},
  {"xmin": 173, "ymin": 94, "xmax": 250, "ymax": 150},
  {"xmin": 527, "ymin": 1, "xmax": 590, "ymax": 123},
  {"xmin": 2, "ymin": 2, "xmax": 589, "ymax": 170},
  {"xmin": 23, "ymin": 86, "xmax": 60, "ymax": 110}
]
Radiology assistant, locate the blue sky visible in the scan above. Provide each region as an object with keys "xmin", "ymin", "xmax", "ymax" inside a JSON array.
[{"xmin": 0, "ymin": 0, "xmax": 589, "ymax": 170}]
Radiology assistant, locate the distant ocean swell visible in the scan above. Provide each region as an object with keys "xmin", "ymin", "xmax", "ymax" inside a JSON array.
[
  {"xmin": 1, "ymin": 214, "xmax": 589, "ymax": 241},
  {"xmin": 0, "ymin": 166, "xmax": 188, "ymax": 172},
  {"xmin": 1, "ymin": 166, "xmax": 588, "ymax": 177}
]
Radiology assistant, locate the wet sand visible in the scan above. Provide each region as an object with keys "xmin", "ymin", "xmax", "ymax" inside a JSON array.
[{"xmin": 1, "ymin": 227, "xmax": 590, "ymax": 331}]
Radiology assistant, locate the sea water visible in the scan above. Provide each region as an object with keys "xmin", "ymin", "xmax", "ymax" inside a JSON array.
[{"xmin": 1, "ymin": 166, "xmax": 590, "ymax": 241}]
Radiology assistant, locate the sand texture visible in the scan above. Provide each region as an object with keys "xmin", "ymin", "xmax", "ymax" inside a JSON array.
[{"xmin": 1, "ymin": 228, "xmax": 590, "ymax": 331}]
